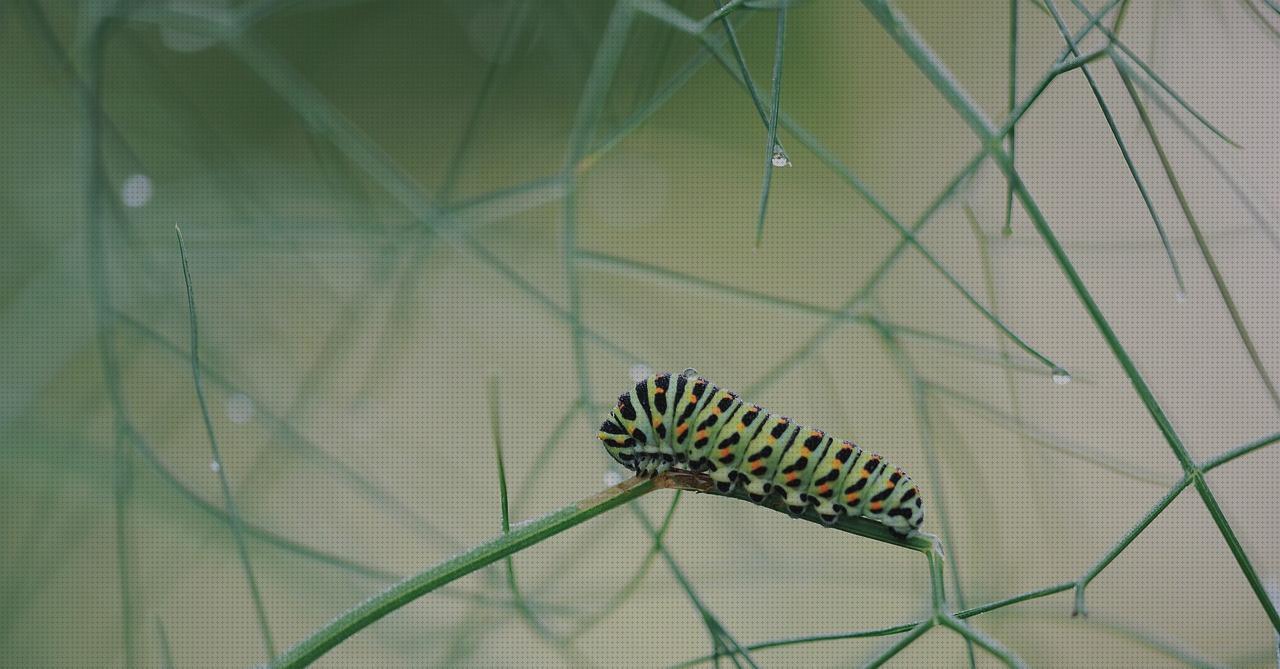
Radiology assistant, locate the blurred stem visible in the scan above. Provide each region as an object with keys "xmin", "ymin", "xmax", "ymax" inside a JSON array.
[
  {"xmin": 1115, "ymin": 62, "xmax": 1280, "ymax": 415},
  {"xmin": 176, "ymin": 227, "xmax": 277, "ymax": 660}
]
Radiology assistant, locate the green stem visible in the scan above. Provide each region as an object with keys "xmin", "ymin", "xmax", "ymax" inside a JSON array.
[
  {"xmin": 940, "ymin": 616, "xmax": 1026, "ymax": 668},
  {"xmin": 755, "ymin": 6, "xmax": 787, "ymax": 245},
  {"xmin": 271, "ymin": 477, "xmax": 658, "ymax": 668},
  {"xmin": 1074, "ymin": 477, "xmax": 1191, "ymax": 616},
  {"xmin": 176, "ymin": 227, "xmax": 277, "ymax": 660},
  {"xmin": 1202, "ymin": 432, "xmax": 1280, "ymax": 472},
  {"xmin": 1041, "ymin": 0, "xmax": 1186, "ymax": 295},
  {"xmin": 864, "ymin": 621, "xmax": 933, "ymax": 668},
  {"xmin": 1114, "ymin": 60, "xmax": 1280, "ymax": 414},
  {"xmin": 861, "ymin": 0, "xmax": 1280, "ymax": 636}
]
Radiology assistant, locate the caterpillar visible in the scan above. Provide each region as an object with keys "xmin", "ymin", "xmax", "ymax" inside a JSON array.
[{"xmin": 598, "ymin": 371, "xmax": 924, "ymax": 536}]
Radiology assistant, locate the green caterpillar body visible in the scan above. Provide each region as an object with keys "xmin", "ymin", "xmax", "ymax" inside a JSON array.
[{"xmin": 598, "ymin": 371, "xmax": 924, "ymax": 536}]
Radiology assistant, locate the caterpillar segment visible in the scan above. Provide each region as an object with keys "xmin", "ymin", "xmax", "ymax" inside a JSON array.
[
  {"xmin": 705, "ymin": 402, "xmax": 768, "ymax": 493},
  {"xmin": 599, "ymin": 372, "xmax": 925, "ymax": 536},
  {"xmin": 738, "ymin": 415, "xmax": 800, "ymax": 502},
  {"xmin": 670, "ymin": 374, "xmax": 714, "ymax": 468},
  {"xmin": 772, "ymin": 429, "xmax": 834, "ymax": 514},
  {"xmin": 806, "ymin": 439, "xmax": 869, "ymax": 524},
  {"xmin": 831, "ymin": 449, "xmax": 888, "ymax": 520},
  {"xmin": 686, "ymin": 386, "xmax": 743, "ymax": 473}
]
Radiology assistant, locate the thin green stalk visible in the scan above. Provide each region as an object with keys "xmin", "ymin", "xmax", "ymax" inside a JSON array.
[
  {"xmin": 176, "ymin": 227, "xmax": 277, "ymax": 660},
  {"xmin": 578, "ymin": 250, "xmax": 1049, "ymax": 375},
  {"xmin": 1066, "ymin": 0, "xmax": 1241, "ymax": 148},
  {"xmin": 940, "ymin": 616, "xmax": 1026, "ymax": 669},
  {"xmin": 1074, "ymin": 477, "xmax": 1191, "ymax": 616},
  {"xmin": 858, "ymin": 0, "xmax": 1196, "ymax": 469},
  {"xmin": 488, "ymin": 378, "xmax": 544, "ymax": 634},
  {"xmin": 1003, "ymin": 0, "xmax": 1017, "ymax": 237},
  {"xmin": 563, "ymin": 2, "xmax": 637, "ymax": 407},
  {"xmin": 1128, "ymin": 72, "xmax": 1280, "ymax": 255},
  {"xmin": 1115, "ymin": 61, "xmax": 1280, "ymax": 414},
  {"xmin": 437, "ymin": 1, "xmax": 528, "ymax": 205},
  {"xmin": 860, "ymin": 0, "xmax": 1280, "ymax": 634},
  {"xmin": 1202, "ymin": 431, "xmax": 1280, "ymax": 472},
  {"xmin": 113, "ymin": 427, "xmax": 136, "ymax": 668},
  {"xmin": 1041, "ymin": 0, "xmax": 1186, "ymax": 296},
  {"xmin": 155, "ymin": 619, "xmax": 175, "ymax": 669},
  {"xmin": 121, "ymin": 425, "xmax": 397, "ymax": 581},
  {"xmin": 584, "ymin": 10, "xmax": 757, "ymax": 167},
  {"xmin": 962, "ymin": 205, "xmax": 1023, "ymax": 420},
  {"xmin": 779, "ymin": 116, "xmax": 1064, "ymax": 373},
  {"xmin": 209, "ymin": 30, "xmax": 644, "ymax": 371},
  {"xmin": 673, "ymin": 581, "xmax": 1075, "ymax": 668},
  {"xmin": 512, "ymin": 401, "xmax": 583, "ymax": 510},
  {"xmin": 271, "ymin": 477, "xmax": 658, "ymax": 668},
  {"xmin": 864, "ymin": 621, "xmax": 933, "ymax": 669},
  {"xmin": 116, "ymin": 311, "xmax": 464, "ymax": 549},
  {"xmin": 755, "ymin": 5, "xmax": 787, "ymax": 246},
  {"xmin": 568, "ymin": 491, "xmax": 683, "ymax": 640},
  {"xmin": 957, "ymin": 582, "xmax": 1075, "ymax": 619},
  {"xmin": 633, "ymin": 0, "xmax": 685, "ymax": 108},
  {"xmin": 674, "ymin": 582, "xmax": 1076, "ymax": 667},
  {"xmin": 632, "ymin": 505, "xmax": 760, "ymax": 669},
  {"xmin": 664, "ymin": 1, "xmax": 1117, "ymax": 399},
  {"xmin": 698, "ymin": 0, "xmax": 751, "ymax": 27},
  {"xmin": 1191, "ymin": 475, "xmax": 1280, "ymax": 632},
  {"xmin": 928, "ymin": 382, "xmax": 1169, "ymax": 486},
  {"xmin": 80, "ymin": 15, "xmax": 139, "ymax": 666},
  {"xmin": 711, "ymin": 0, "xmax": 788, "ymax": 159},
  {"xmin": 878, "ymin": 328, "xmax": 973, "ymax": 667},
  {"xmin": 1241, "ymin": 0, "xmax": 1280, "ymax": 39}
]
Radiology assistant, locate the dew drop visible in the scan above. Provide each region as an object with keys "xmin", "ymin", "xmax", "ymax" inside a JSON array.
[
  {"xmin": 226, "ymin": 393, "xmax": 254, "ymax": 424},
  {"xmin": 1174, "ymin": 290, "xmax": 1187, "ymax": 303},
  {"xmin": 629, "ymin": 364, "xmax": 653, "ymax": 383},
  {"xmin": 120, "ymin": 174, "xmax": 152, "ymax": 208},
  {"xmin": 603, "ymin": 470, "xmax": 624, "ymax": 487},
  {"xmin": 681, "ymin": 367, "xmax": 699, "ymax": 378},
  {"xmin": 771, "ymin": 148, "xmax": 791, "ymax": 168},
  {"xmin": 209, "ymin": 460, "xmax": 221, "ymax": 473},
  {"xmin": 1051, "ymin": 367, "xmax": 1072, "ymax": 385}
]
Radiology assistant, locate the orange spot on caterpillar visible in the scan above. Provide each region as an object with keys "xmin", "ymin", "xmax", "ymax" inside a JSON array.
[
  {"xmin": 816, "ymin": 483, "xmax": 831, "ymax": 494},
  {"xmin": 675, "ymin": 423, "xmax": 689, "ymax": 437},
  {"xmin": 845, "ymin": 493, "xmax": 860, "ymax": 504},
  {"xmin": 800, "ymin": 447, "xmax": 812, "ymax": 457},
  {"xmin": 651, "ymin": 417, "xmax": 662, "ymax": 428},
  {"xmin": 695, "ymin": 429, "xmax": 709, "ymax": 440},
  {"xmin": 718, "ymin": 447, "xmax": 731, "ymax": 459},
  {"xmin": 767, "ymin": 435, "xmax": 777, "ymax": 445},
  {"xmin": 785, "ymin": 472, "xmax": 799, "ymax": 482},
  {"xmin": 869, "ymin": 501, "xmax": 884, "ymax": 512}
]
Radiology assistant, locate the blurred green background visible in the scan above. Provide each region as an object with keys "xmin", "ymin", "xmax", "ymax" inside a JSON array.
[{"xmin": 2, "ymin": 0, "xmax": 1279, "ymax": 666}]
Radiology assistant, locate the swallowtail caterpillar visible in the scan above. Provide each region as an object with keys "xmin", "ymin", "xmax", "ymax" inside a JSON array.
[{"xmin": 598, "ymin": 371, "xmax": 924, "ymax": 536}]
